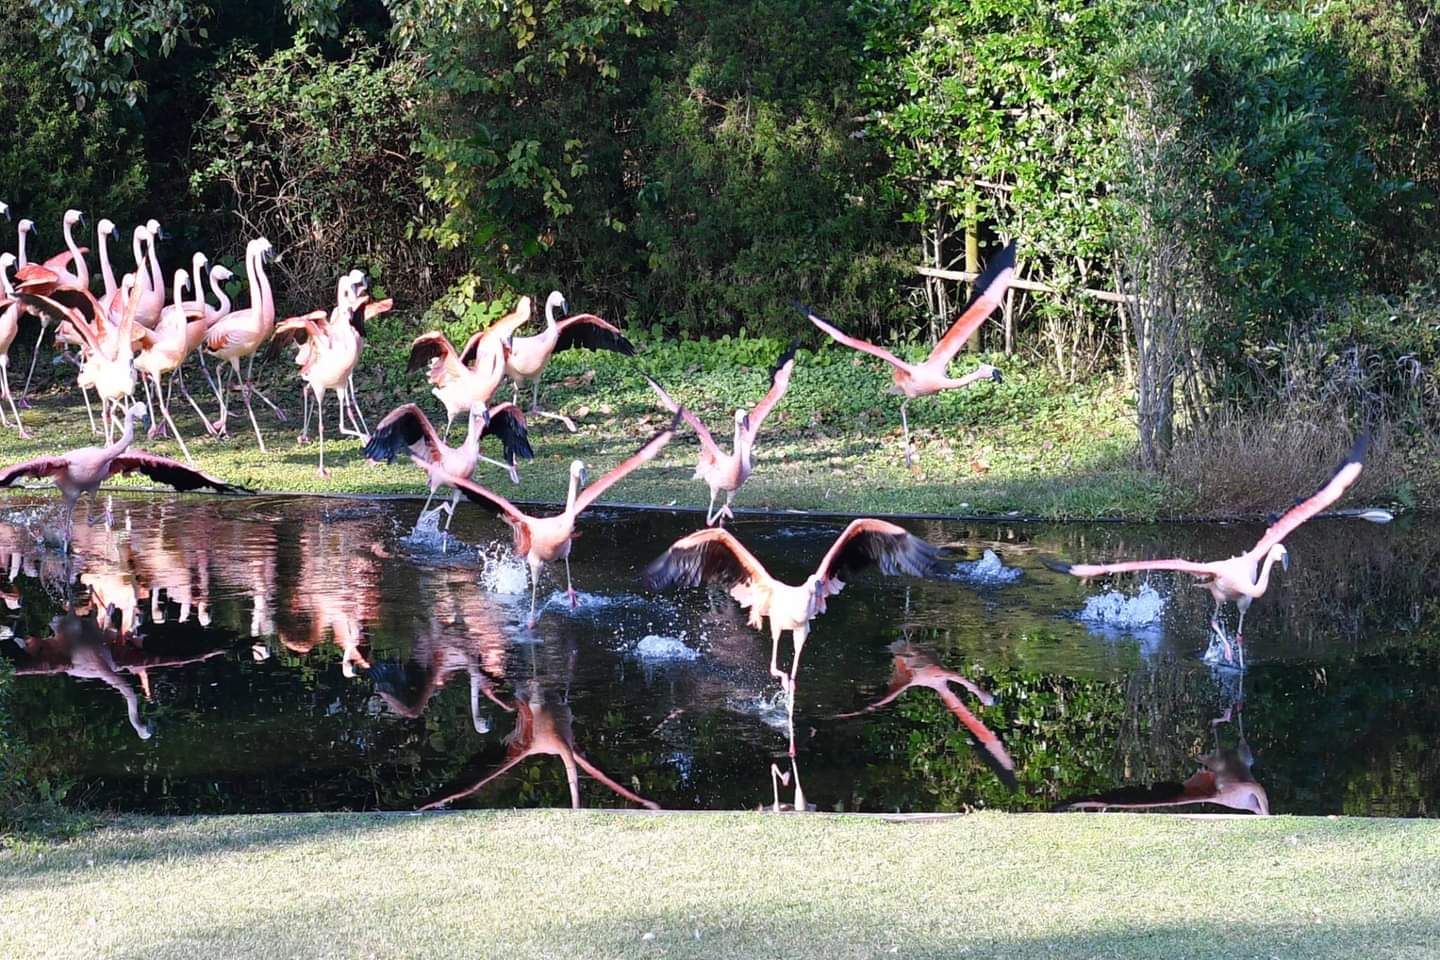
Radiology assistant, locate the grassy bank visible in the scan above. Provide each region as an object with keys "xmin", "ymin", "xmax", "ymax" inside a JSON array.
[
  {"xmin": 0, "ymin": 335, "xmax": 1412, "ymax": 520},
  {"xmin": 2, "ymin": 811, "xmax": 1436, "ymax": 959}
]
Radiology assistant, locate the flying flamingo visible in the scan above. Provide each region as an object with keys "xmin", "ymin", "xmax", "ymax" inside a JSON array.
[
  {"xmin": 502, "ymin": 290, "xmax": 635, "ymax": 430},
  {"xmin": 204, "ymin": 237, "xmax": 287, "ymax": 450},
  {"xmin": 363, "ymin": 402, "xmax": 534, "ymax": 529},
  {"xmin": 407, "ymin": 295, "xmax": 533, "ymax": 439},
  {"xmin": 643, "ymin": 519, "xmax": 941, "ymax": 746},
  {"xmin": 437, "ymin": 417, "xmax": 676, "ymax": 626},
  {"xmin": 1048, "ymin": 435, "xmax": 1369, "ymax": 667},
  {"xmin": 835, "ymin": 640, "xmax": 1015, "ymax": 787},
  {"xmin": 420, "ymin": 681, "xmax": 660, "ymax": 811},
  {"xmin": 0, "ymin": 401, "xmax": 247, "ymax": 545},
  {"xmin": 0, "ymin": 254, "xmax": 31, "ymax": 437},
  {"xmin": 801, "ymin": 242, "xmax": 1015, "ymax": 465},
  {"xmin": 646, "ymin": 342, "xmax": 796, "ymax": 525}
]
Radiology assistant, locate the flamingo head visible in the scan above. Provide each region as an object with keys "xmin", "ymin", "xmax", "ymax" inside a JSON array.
[
  {"xmin": 979, "ymin": 363, "xmax": 1004, "ymax": 384},
  {"xmin": 128, "ymin": 401, "xmax": 150, "ymax": 423},
  {"xmin": 569, "ymin": 459, "xmax": 588, "ymax": 489},
  {"xmin": 347, "ymin": 268, "xmax": 367, "ymax": 298},
  {"xmin": 192, "ymin": 250, "xmax": 208, "ymax": 269},
  {"xmin": 146, "ymin": 218, "xmax": 170, "ymax": 241},
  {"xmin": 64, "ymin": 208, "xmax": 85, "ymax": 228},
  {"xmin": 134, "ymin": 720, "xmax": 154, "ymax": 741},
  {"xmin": 545, "ymin": 289, "xmax": 568, "ymax": 323},
  {"xmin": 18, "ymin": 218, "xmax": 34, "ymax": 237},
  {"xmin": 211, "ymin": 265, "xmax": 235, "ymax": 283},
  {"xmin": 735, "ymin": 409, "xmax": 750, "ymax": 433},
  {"xmin": 1270, "ymin": 543, "xmax": 1290, "ymax": 572},
  {"xmin": 0, "ymin": 200, "xmax": 9, "ymax": 221},
  {"xmin": 98, "ymin": 217, "xmax": 118, "ymax": 239},
  {"xmin": 0, "ymin": 252, "xmax": 14, "ymax": 274}
]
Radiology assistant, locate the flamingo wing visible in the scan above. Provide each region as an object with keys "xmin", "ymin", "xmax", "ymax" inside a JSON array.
[
  {"xmin": 14, "ymin": 263, "xmax": 62, "ymax": 292},
  {"xmin": 801, "ymin": 306, "xmax": 908, "ymax": 372},
  {"xmin": 744, "ymin": 341, "xmax": 798, "ymax": 440},
  {"xmin": 815, "ymin": 518, "xmax": 942, "ymax": 592},
  {"xmin": 923, "ymin": 243, "xmax": 1016, "ymax": 370},
  {"xmin": 364, "ymin": 404, "xmax": 442, "ymax": 464},
  {"xmin": 269, "ymin": 315, "xmax": 326, "ymax": 359},
  {"xmin": 439, "ymin": 469, "xmax": 529, "ymax": 525},
  {"xmin": 406, "ymin": 332, "xmax": 459, "ymax": 375},
  {"xmin": 573, "ymin": 415, "xmax": 678, "ymax": 513},
  {"xmin": 1062, "ymin": 770, "xmax": 1225, "ymax": 812},
  {"xmin": 360, "ymin": 298, "xmax": 394, "ymax": 321},
  {"xmin": 15, "ymin": 292, "xmax": 101, "ymax": 351},
  {"xmin": 40, "ymin": 246, "xmax": 89, "ymax": 273},
  {"xmin": 1250, "ymin": 435, "xmax": 1368, "ymax": 558},
  {"xmin": 0, "ymin": 457, "xmax": 70, "ymax": 487},
  {"xmin": 553, "ymin": 314, "xmax": 635, "ymax": 356},
  {"xmin": 1046, "ymin": 558, "xmax": 1217, "ymax": 579},
  {"xmin": 643, "ymin": 527, "xmax": 770, "ymax": 592},
  {"xmin": 481, "ymin": 402, "xmax": 535, "ymax": 463},
  {"xmin": 107, "ymin": 454, "xmax": 251, "ymax": 494},
  {"xmin": 458, "ymin": 297, "xmax": 533, "ymax": 368},
  {"xmin": 644, "ymin": 376, "xmax": 719, "ymax": 457}
]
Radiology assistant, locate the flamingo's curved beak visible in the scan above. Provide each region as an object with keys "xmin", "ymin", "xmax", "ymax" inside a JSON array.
[
  {"xmin": 1279, "ymin": 546, "xmax": 1291, "ymax": 572},
  {"xmin": 0, "ymin": 203, "xmax": 10, "ymax": 222},
  {"xmin": 989, "ymin": 367, "xmax": 1004, "ymax": 384},
  {"xmin": 741, "ymin": 413, "xmax": 751, "ymax": 433}
]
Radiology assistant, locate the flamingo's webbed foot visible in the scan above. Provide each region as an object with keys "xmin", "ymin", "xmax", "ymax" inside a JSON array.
[
  {"xmin": 297, "ymin": 433, "xmax": 312, "ymax": 446},
  {"xmin": 567, "ymin": 587, "xmax": 578, "ymax": 610}
]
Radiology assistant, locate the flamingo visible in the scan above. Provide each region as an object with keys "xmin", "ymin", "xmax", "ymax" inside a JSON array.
[
  {"xmin": 406, "ymin": 295, "xmax": 533, "ymax": 439},
  {"xmin": 13, "ymin": 210, "xmax": 89, "ymax": 403},
  {"xmin": 761, "ymin": 759, "xmax": 814, "ymax": 813},
  {"xmin": 133, "ymin": 269, "xmax": 204, "ymax": 462},
  {"xmin": 643, "ymin": 519, "xmax": 941, "ymax": 745},
  {"xmin": 503, "ymin": 290, "xmax": 635, "ymax": 430},
  {"xmin": 1048, "ymin": 435, "xmax": 1369, "ymax": 667},
  {"xmin": 646, "ymin": 342, "xmax": 796, "ymax": 525},
  {"xmin": 0, "ymin": 254, "xmax": 31, "ymax": 436},
  {"xmin": 420, "ymin": 680, "xmax": 660, "ymax": 811},
  {"xmin": 280, "ymin": 271, "xmax": 376, "ymax": 444},
  {"xmin": 801, "ymin": 242, "xmax": 1015, "ymax": 465},
  {"xmin": 204, "ymin": 237, "xmax": 287, "ymax": 450},
  {"xmin": 95, "ymin": 218, "xmax": 121, "ymax": 302},
  {"xmin": 835, "ymin": 640, "xmax": 1015, "ymax": 787},
  {"xmin": 437, "ymin": 417, "xmax": 676, "ymax": 626},
  {"xmin": 363, "ymin": 402, "xmax": 534, "ymax": 529},
  {"xmin": 0, "ymin": 400, "xmax": 247, "ymax": 545}
]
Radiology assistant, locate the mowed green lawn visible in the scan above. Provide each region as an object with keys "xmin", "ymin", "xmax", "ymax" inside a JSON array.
[{"xmin": 2, "ymin": 811, "xmax": 1435, "ymax": 959}]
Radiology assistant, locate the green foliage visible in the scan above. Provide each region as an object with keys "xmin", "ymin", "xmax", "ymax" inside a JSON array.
[
  {"xmin": 1110, "ymin": 2, "xmax": 1383, "ymax": 385},
  {"xmin": 0, "ymin": 10, "xmax": 149, "ymax": 236},
  {"xmin": 189, "ymin": 39, "xmax": 437, "ymax": 305}
]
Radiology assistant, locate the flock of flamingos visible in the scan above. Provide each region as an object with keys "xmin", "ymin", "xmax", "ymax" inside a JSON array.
[{"xmin": 0, "ymin": 205, "xmax": 1378, "ymax": 812}]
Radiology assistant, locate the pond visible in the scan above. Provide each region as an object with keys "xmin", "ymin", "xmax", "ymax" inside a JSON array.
[{"xmin": 2, "ymin": 493, "xmax": 1435, "ymax": 817}]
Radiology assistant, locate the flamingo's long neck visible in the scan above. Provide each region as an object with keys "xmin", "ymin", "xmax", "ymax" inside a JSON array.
[
  {"xmin": 104, "ymin": 405, "xmax": 140, "ymax": 460},
  {"xmin": 565, "ymin": 470, "xmax": 581, "ymax": 514},
  {"xmin": 0, "ymin": 259, "xmax": 13, "ymax": 297},
  {"xmin": 17, "ymin": 227, "xmax": 27, "ymax": 268},
  {"xmin": 191, "ymin": 256, "xmax": 207, "ymax": 309},
  {"xmin": 144, "ymin": 232, "xmax": 162, "ymax": 295},
  {"xmin": 130, "ymin": 230, "xmax": 145, "ymax": 284},
  {"xmin": 63, "ymin": 217, "xmax": 88, "ymax": 286},
  {"xmin": 460, "ymin": 413, "xmax": 483, "ymax": 459},
  {"xmin": 254, "ymin": 248, "xmax": 274, "ymax": 332},
  {"xmin": 734, "ymin": 417, "xmax": 750, "ymax": 466},
  {"xmin": 210, "ymin": 269, "xmax": 231, "ymax": 315},
  {"xmin": 1253, "ymin": 549, "xmax": 1285, "ymax": 595},
  {"xmin": 99, "ymin": 229, "xmax": 117, "ymax": 299}
]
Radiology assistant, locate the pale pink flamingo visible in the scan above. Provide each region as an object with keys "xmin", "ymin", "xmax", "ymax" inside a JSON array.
[
  {"xmin": 204, "ymin": 237, "xmax": 287, "ymax": 450},
  {"xmin": 280, "ymin": 271, "xmax": 370, "ymax": 442},
  {"xmin": 0, "ymin": 254, "xmax": 31, "ymax": 436},
  {"xmin": 1049, "ymin": 436, "xmax": 1369, "ymax": 667},
  {"xmin": 503, "ymin": 290, "xmax": 635, "ymax": 430},
  {"xmin": 0, "ymin": 400, "xmax": 247, "ymax": 545},
  {"xmin": 407, "ymin": 295, "xmax": 533, "ymax": 439},
  {"xmin": 133, "ymin": 269, "xmax": 204, "ymax": 462},
  {"xmin": 439, "ymin": 418, "xmax": 676, "ymax": 626},
  {"xmin": 13, "ymin": 210, "xmax": 89, "ymax": 403},
  {"xmin": 646, "ymin": 342, "xmax": 796, "ymax": 525},
  {"xmin": 363, "ymin": 401, "xmax": 533, "ymax": 528},
  {"xmin": 802, "ymin": 242, "xmax": 1015, "ymax": 464},
  {"xmin": 420, "ymin": 681, "xmax": 659, "ymax": 811},
  {"xmin": 644, "ymin": 519, "xmax": 941, "ymax": 746},
  {"xmin": 836, "ymin": 640, "xmax": 1015, "ymax": 786}
]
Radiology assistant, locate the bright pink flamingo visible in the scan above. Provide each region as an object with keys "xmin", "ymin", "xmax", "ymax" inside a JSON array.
[
  {"xmin": 407, "ymin": 295, "xmax": 533, "ymax": 439},
  {"xmin": 802, "ymin": 242, "xmax": 1015, "ymax": 464},
  {"xmin": 646, "ymin": 342, "xmax": 796, "ymax": 525},
  {"xmin": 1049, "ymin": 436, "xmax": 1369, "ymax": 667},
  {"xmin": 0, "ymin": 401, "xmax": 247, "ymax": 545},
  {"xmin": 204, "ymin": 237, "xmax": 287, "ymax": 450},
  {"xmin": 439, "ymin": 418, "xmax": 676, "ymax": 626}
]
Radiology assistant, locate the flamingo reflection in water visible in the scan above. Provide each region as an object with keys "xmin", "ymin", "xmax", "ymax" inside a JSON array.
[
  {"xmin": 760, "ymin": 758, "xmax": 815, "ymax": 813},
  {"xmin": 835, "ymin": 640, "xmax": 1016, "ymax": 788},
  {"xmin": 422, "ymin": 680, "xmax": 660, "ymax": 811},
  {"xmin": 274, "ymin": 518, "xmax": 385, "ymax": 678}
]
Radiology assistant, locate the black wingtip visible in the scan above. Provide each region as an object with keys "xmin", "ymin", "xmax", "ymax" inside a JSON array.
[
  {"xmin": 1345, "ymin": 432, "xmax": 1371, "ymax": 467},
  {"xmin": 961, "ymin": 241, "xmax": 1019, "ymax": 310},
  {"xmin": 1040, "ymin": 558, "xmax": 1073, "ymax": 575},
  {"xmin": 770, "ymin": 341, "xmax": 799, "ymax": 380}
]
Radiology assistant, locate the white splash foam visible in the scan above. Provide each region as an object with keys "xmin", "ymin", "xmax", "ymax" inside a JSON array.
[
  {"xmin": 728, "ymin": 690, "xmax": 791, "ymax": 731},
  {"xmin": 950, "ymin": 549, "xmax": 1023, "ymax": 585},
  {"xmin": 633, "ymin": 634, "xmax": 701, "ymax": 661},
  {"xmin": 1077, "ymin": 584, "xmax": 1167, "ymax": 628},
  {"xmin": 478, "ymin": 543, "xmax": 530, "ymax": 595}
]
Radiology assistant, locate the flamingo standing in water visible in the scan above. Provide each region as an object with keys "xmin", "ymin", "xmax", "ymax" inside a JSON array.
[
  {"xmin": 204, "ymin": 237, "xmax": 286, "ymax": 450},
  {"xmin": 503, "ymin": 290, "xmax": 635, "ymax": 429},
  {"xmin": 646, "ymin": 342, "xmax": 796, "ymax": 525},
  {"xmin": 407, "ymin": 295, "xmax": 533, "ymax": 439},
  {"xmin": 644, "ymin": 519, "xmax": 941, "ymax": 745},
  {"xmin": 0, "ymin": 400, "xmax": 247, "ymax": 544},
  {"xmin": 836, "ymin": 640, "xmax": 1015, "ymax": 786},
  {"xmin": 801, "ymin": 242, "xmax": 1015, "ymax": 465},
  {"xmin": 364, "ymin": 402, "xmax": 533, "ymax": 528},
  {"xmin": 0, "ymin": 254, "xmax": 31, "ymax": 436},
  {"xmin": 1048, "ymin": 435, "xmax": 1369, "ymax": 667},
  {"xmin": 439, "ymin": 418, "xmax": 676, "ymax": 626}
]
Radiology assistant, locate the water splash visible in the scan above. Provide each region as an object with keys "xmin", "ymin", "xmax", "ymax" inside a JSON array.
[
  {"xmin": 1076, "ymin": 584, "xmax": 1167, "ymax": 629},
  {"xmin": 478, "ymin": 543, "xmax": 529, "ymax": 595},
  {"xmin": 950, "ymin": 549, "xmax": 1024, "ymax": 585},
  {"xmin": 633, "ymin": 634, "xmax": 701, "ymax": 661},
  {"xmin": 728, "ymin": 690, "xmax": 790, "ymax": 731}
]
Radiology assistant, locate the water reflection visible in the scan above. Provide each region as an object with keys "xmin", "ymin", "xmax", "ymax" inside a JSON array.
[{"xmin": 0, "ymin": 493, "xmax": 1436, "ymax": 816}]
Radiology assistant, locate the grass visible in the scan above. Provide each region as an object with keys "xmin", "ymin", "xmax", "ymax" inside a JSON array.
[{"xmin": 1, "ymin": 810, "xmax": 1436, "ymax": 958}]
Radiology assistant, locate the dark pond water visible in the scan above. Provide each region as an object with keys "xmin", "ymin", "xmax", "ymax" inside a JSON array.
[{"xmin": 1, "ymin": 493, "xmax": 1435, "ymax": 816}]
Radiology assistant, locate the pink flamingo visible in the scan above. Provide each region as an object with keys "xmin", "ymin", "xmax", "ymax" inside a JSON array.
[
  {"xmin": 503, "ymin": 290, "xmax": 635, "ymax": 429},
  {"xmin": 0, "ymin": 254, "xmax": 31, "ymax": 436},
  {"xmin": 1049, "ymin": 436, "xmax": 1369, "ymax": 667},
  {"xmin": 204, "ymin": 237, "xmax": 287, "ymax": 450},
  {"xmin": 646, "ymin": 342, "xmax": 796, "ymax": 525},
  {"xmin": 438, "ymin": 418, "xmax": 676, "ymax": 626},
  {"xmin": 802, "ymin": 242, "xmax": 1015, "ymax": 464},
  {"xmin": 407, "ymin": 295, "xmax": 533, "ymax": 439}
]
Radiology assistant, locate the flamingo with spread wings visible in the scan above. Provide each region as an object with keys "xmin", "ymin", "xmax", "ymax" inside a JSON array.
[
  {"xmin": 407, "ymin": 296, "xmax": 533, "ymax": 438},
  {"xmin": 503, "ymin": 290, "xmax": 635, "ymax": 430},
  {"xmin": 437, "ymin": 417, "xmax": 676, "ymax": 626},
  {"xmin": 646, "ymin": 342, "xmax": 796, "ymax": 525},
  {"xmin": 644, "ymin": 520, "xmax": 941, "ymax": 747},
  {"xmin": 1049, "ymin": 436, "xmax": 1369, "ymax": 666},
  {"xmin": 801, "ymin": 242, "xmax": 1015, "ymax": 465}
]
